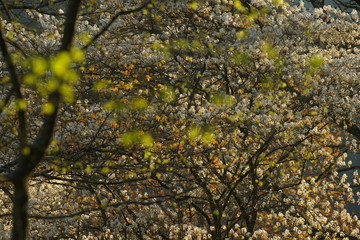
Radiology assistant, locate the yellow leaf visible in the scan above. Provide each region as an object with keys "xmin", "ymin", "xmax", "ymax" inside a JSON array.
[
  {"xmin": 279, "ymin": 82, "xmax": 287, "ymax": 88},
  {"xmin": 50, "ymin": 51, "xmax": 72, "ymax": 77},
  {"xmin": 42, "ymin": 102, "xmax": 56, "ymax": 115},
  {"xmin": 70, "ymin": 47, "xmax": 85, "ymax": 63},
  {"xmin": 309, "ymin": 55, "xmax": 323, "ymax": 68},
  {"xmin": 131, "ymin": 97, "xmax": 148, "ymax": 110},
  {"xmin": 233, "ymin": 0, "xmax": 247, "ymax": 12},
  {"xmin": 59, "ymin": 84, "xmax": 74, "ymax": 103},
  {"xmin": 188, "ymin": 2, "xmax": 198, "ymax": 10},
  {"xmin": 144, "ymin": 151, "xmax": 152, "ymax": 159},
  {"xmin": 46, "ymin": 78, "xmax": 59, "ymax": 92},
  {"xmin": 188, "ymin": 126, "xmax": 202, "ymax": 141},
  {"xmin": 101, "ymin": 166, "xmax": 110, "ymax": 174},
  {"xmin": 32, "ymin": 57, "xmax": 48, "ymax": 76},
  {"xmin": 141, "ymin": 133, "xmax": 154, "ymax": 148},
  {"xmin": 78, "ymin": 32, "xmax": 91, "ymax": 45},
  {"xmin": 15, "ymin": 99, "xmax": 27, "ymax": 110},
  {"xmin": 85, "ymin": 165, "xmax": 92, "ymax": 174},
  {"xmin": 236, "ymin": 30, "xmax": 247, "ymax": 39},
  {"xmin": 21, "ymin": 147, "xmax": 31, "ymax": 156},
  {"xmin": 23, "ymin": 74, "xmax": 36, "ymax": 86}
]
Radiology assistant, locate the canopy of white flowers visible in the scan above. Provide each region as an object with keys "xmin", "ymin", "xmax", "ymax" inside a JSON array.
[{"xmin": 0, "ymin": 0, "xmax": 359, "ymax": 239}]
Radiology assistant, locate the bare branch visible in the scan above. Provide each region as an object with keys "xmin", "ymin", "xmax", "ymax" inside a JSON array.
[
  {"xmin": 0, "ymin": 25, "xmax": 27, "ymax": 149},
  {"xmin": 82, "ymin": 0, "xmax": 151, "ymax": 50}
]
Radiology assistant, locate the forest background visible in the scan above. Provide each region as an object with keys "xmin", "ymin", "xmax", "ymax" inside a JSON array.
[{"xmin": 0, "ymin": 0, "xmax": 359, "ymax": 239}]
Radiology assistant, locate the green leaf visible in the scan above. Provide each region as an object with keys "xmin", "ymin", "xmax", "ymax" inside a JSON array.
[
  {"xmin": 279, "ymin": 82, "xmax": 287, "ymax": 88},
  {"xmin": 59, "ymin": 84, "xmax": 74, "ymax": 103},
  {"xmin": 232, "ymin": 53, "xmax": 251, "ymax": 65},
  {"xmin": 269, "ymin": 161, "xmax": 276, "ymax": 167},
  {"xmin": 42, "ymin": 102, "xmax": 56, "ymax": 115},
  {"xmin": 93, "ymin": 79, "xmax": 110, "ymax": 91},
  {"xmin": 120, "ymin": 131, "xmax": 153, "ymax": 148},
  {"xmin": 32, "ymin": 57, "xmax": 48, "ymax": 76},
  {"xmin": 21, "ymin": 147, "xmax": 31, "ymax": 156},
  {"xmin": 159, "ymin": 85, "xmax": 176, "ymax": 103},
  {"xmin": 85, "ymin": 165, "xmax": 92, "ymax": 174},
  {"xmin": 78, "ymin": 32, "xmax": 91, "ymax": 45},
  {"xmin": 144, "ymin": 151, "xmax": 152, "ymax": 159},
  {"xmin": 101, "ymin": 166, "xmax": 110, "ymax": 174},
  {"xmin": 254, "ymin": 101, "xmax": 262, "ymax": 110},
  {"xmin": 141, "ymin": 133, "xmax": 154, "ymax": 148},
  {"xmin": 104, "ymin": 100, "xmax": 117, "ymax": 111},
  {"xmin": 273, "ymin": 0, "xmax": 284, "ymax": 5},
  {"xmin": 308, "ymin": 55, "xmax": 323, "ymax": 69},
  {"xmin": 121, "ymin": 132, "xmax": 134, "ymax": 147},
  {"xmin": 188, "ymin": 2, "xmax": 198, "ymax": 10},
  {"xmin": 70, "ymin": 47, "xmax": 85, "ymax": 63},
  {"xmin": 262, "ymin": 42, "xmax": 278, "ymax": 59},
  {"xmin": 131, "ymin": 97, "xmax": 148, "ymax": 110},
  {"xmin": 201, "ymin": 131, "xmax": 216, "ymax": 145},
  {"xmin": 210, "ymin": 93, "xmax": 236, "ymax": 107},
  {"xmin": 15, "ymin": 99, "xmax": 27, "ymax": 110},
  {"xmin": 50, "ymin": 51, "xmax": 72, "ymax": 78},
  {"xmin": 45, "ymin": 78, "xmax": 60, "ymax": 92},
  {"xmin": 233, "ymin": 0, "xmax": 247, "ymax": 12},
  {"xmin": 188, "ymin": 126, "xmax": 202, "ymax": 141},
  {"xmin": 236, "ymin": 30, "xmax": 247, "ymax": 39},
  {"xmin": 23, "ymin": 74, "xmax": 36, "ymax": 86},
  {"xmin": 63, "ymin": 70, "xmax": 79, "ymax": 84}
]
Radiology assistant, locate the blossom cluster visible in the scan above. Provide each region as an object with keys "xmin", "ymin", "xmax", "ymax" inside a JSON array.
[{"xmin": 0, "ymin": 0, "xmax": 359, "ymax": 239}]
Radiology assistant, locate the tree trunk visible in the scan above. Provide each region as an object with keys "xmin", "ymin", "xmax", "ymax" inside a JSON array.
[
  {"xmin": 12, "ymin": 177, "xmax": 29, "ymax": 240},
  {"xmin": 310, "ymin": 0, "xmax": 325, "ymax": 8}
]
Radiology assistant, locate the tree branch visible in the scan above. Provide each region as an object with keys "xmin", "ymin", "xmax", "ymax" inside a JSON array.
[
  {"xmin": 9, "ymin": 1, "xmax": 83, "ymax": 239},
  {"xmin": 0, "ymin": 25, "xmax": 27, "ymax": 150},
  {"xmin": 82, "ymin": 0, "xmax": 151, "ymax": 50}
]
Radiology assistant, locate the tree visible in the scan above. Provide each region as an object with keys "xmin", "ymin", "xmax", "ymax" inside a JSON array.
[
  {"xmin": 0, "ymin": 0, "xmax": 359, "ymax": 239},
  {"xmin": 310, "ymin": 0, "xmax": 360, "ymax": 11},
  {"xmin": 0, "ymin": 0, "xmax": 83, "ymax": 239}
]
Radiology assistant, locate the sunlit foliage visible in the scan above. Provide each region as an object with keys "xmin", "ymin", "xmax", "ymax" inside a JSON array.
[{"xmin": 0, "ymin": 0, "xmax": 359, "ymax": 239}]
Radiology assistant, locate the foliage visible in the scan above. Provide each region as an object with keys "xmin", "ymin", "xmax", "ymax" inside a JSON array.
[{"xmin": 0, "ymin": 0, "xmax": 359, "ymax": 239}]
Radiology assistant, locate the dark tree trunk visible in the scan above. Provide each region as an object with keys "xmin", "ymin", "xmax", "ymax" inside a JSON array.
[
  {"xmin": 310, "ymin": 0, "xmax": 325, "ymax": 8},
  {"xmin": 12, "ymin": 177, "xmax": 29, "ymax": 240},
  {"xmin": 7, "ymin": 0, "xmax": 83, "ymax": 239}
]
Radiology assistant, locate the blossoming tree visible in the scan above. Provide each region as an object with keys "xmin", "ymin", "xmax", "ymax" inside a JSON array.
[{"xmin": 0, "ymin": 0, "xmax": 359, "ymax": 239}]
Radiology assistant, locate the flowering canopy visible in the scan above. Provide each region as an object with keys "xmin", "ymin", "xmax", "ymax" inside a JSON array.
[{"xmin": 0, "ymin": 0, "xmax": 359, "ymax": 239}]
